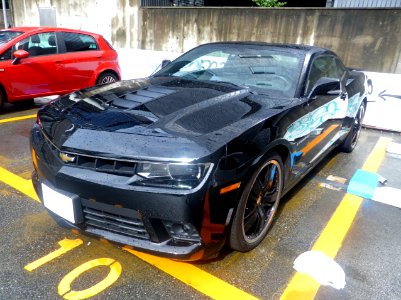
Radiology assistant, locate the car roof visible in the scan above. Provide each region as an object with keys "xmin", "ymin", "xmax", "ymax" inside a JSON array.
[
  {"xmin": 4, "ymin": 27, "xmax": 101, "ymax": 38},
  {"xmin": 201, "ymin": 41, "xmax": 333, "ymax": 56}
]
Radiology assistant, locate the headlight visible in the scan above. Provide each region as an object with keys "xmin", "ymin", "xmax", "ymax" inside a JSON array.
[{"xmin": 135, "ymin": 162, "xmax": 212, "ymax": 190}]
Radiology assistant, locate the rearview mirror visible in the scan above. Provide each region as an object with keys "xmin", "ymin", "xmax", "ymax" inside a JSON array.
[
  {"xmin": 308, "ymin": 77, "xmax": 340, "ymax": 98},
  {"xmin": 12, "ymin": 50, "xmax": 30, "ymax": 65},
  {"xmin": 161, "ymin": 59, "xmax": 171, "ymax": 68}
]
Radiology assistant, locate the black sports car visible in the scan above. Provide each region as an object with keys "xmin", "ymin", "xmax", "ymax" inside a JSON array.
[{"xmin": 30, "ymin": 42, "xmax": 368, "ymax": 261}]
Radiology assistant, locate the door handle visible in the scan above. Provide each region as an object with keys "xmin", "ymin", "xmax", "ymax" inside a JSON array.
[{"xmin": 340, "ymin": 92, "xmax": 348, "ymax": 100}]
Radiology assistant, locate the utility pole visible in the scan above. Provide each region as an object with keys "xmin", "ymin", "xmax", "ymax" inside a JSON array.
[{"xmin": 2, "ymin": 0, "xmax": 8, "ymax": 28}]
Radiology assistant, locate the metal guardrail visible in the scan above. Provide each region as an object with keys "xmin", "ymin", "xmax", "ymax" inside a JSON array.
[
  {"xmin": 332, "ymin": 0, "xmax": 401, "ymax": 7},
  {"xmin": 141, "ymin": 0, "xmax": 204, "ymax": 6}
]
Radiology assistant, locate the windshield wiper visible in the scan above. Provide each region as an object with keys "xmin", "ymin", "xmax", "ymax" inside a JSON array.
[{"xmin": 209, "ymin": 80, "xmax": 246, "ymax": 89}]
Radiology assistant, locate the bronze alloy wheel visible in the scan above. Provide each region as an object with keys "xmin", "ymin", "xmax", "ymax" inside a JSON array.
[
  {"xmin": 350, "ymin": 104, "xmax": 365, "ymax": 149},
  {"xmin": 340, "ymin": 102, "xmax": 366, "ymax": 153},
  {"xmin": 229, "ymin": 153, "xmax": 283, "ymax": 252}
]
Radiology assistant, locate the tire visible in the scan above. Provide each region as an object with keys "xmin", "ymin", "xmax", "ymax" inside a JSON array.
[
  {"xmin": 229, "ymin": 153, "xmax": 284, "ymax": 252},
  {"xmin": 340, "ymin": 102, "xmax": 366, "ymax": 153},
  {"xmin": 0, "ymin": 89, "xmax": 5, "ymax": 112},
  {"xmin": 96, "ymin": 72, "xmax": 118, "ymax": 85},
  {"xmin": 14, "ymin": 98, "xmax": 34, "ymax": 109}
]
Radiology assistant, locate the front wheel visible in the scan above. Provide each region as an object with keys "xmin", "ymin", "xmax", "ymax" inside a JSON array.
[
  {"xmin": 0, "ymin": 89, "xmax": 5, "ymax": 112},
  {"xmin": 229, "ymin": 153, "xmax": 283, "ymax": 252},
  {"xmin": 96, "ymin": 72, "xmax": 118, "ymax": 85},
  {"xmin": 340, "ymin": 102, "xmax": 366, "ymax": 153}
]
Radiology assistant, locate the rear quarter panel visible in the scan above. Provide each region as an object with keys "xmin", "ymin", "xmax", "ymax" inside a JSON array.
[{"xmin": 345, "ymin": 70, "xmax": 367, "ymax": 120}]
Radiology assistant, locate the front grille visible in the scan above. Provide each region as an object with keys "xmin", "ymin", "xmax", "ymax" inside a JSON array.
[
  {"xmin": 44, "ymin": 131, "xmax": 137, "ymax": 177},
  {"xmin": 82, "ymin": 200, "xmax": 150, "ymax": 240},
  {"xmin": 75, "ymin": 155, "xmax": 136, "ymax": 176},
  {"xmin": 61, "ymin": 151, "xmax": 137, "ymax": 177}
]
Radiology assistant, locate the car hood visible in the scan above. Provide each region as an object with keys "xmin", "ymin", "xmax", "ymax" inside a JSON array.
[{"xmin": 39, "ymin": 77, "xmax": 294, "ymax": 161}]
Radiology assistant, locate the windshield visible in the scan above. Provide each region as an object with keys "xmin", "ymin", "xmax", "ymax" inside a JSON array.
[
  {"xmin": 0, "ymin": 31, "xmax": 24, "ymax": 45},
  {"xmin": 155, "ymin": 43, "xmax": 305, "ymax": 98}
]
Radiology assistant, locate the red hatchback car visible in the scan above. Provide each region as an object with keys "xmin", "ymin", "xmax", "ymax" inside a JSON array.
[{"xmin": 0, "ymin": 27, "xmax": 121, "ymax": 110}]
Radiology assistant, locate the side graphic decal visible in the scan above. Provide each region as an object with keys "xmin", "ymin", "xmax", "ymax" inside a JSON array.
[{"xmin": 284, "ymin": 96, "xmax": 346, "ymax": 142}]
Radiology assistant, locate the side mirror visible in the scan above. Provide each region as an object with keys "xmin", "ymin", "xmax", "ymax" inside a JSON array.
[
  {"xmin": 308, "ymin": 77, "xmax": 341, "ymax": 98},
  {"xmin": 161, "ymin": 59, "xmax": 171, "ymax": 68},
  {"xmin": 12, "ymin": 50, "xmax": 30, "ymax": 65}
]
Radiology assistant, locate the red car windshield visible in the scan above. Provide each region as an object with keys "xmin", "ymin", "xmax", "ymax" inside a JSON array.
[{"xmin": 0, "ymin": 31, "xmax": 24, "ymax": 45}]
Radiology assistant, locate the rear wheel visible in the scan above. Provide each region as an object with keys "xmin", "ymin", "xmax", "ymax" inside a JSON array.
[
  {"xmin": 340, "ymin": 102, "xmax": 366, "ymax": 153},
  {"xmin": 229, "ymin": 153, "xmax": 283, "ymax": 252},
  {"xmin": 96, "ymin": 72, "xmax": 118, "ymax": 85}
]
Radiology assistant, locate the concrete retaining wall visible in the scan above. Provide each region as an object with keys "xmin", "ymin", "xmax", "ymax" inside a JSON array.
[{"xmin": 140, "ymin": 8, "xmax": 401, "ymax": 73}]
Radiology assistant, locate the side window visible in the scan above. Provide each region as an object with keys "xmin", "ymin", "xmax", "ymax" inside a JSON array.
[
  {"xmin": 305, "ymin": 56, "xmax": 338, "ymax": 95},
  {"xmin": 0, "ymin": 47, "xmax": 12, "ymax": 60},
  {"xmin": 14, "ymin": 32, "xmax": 58, "ymax": 57},
  {"xmin": 62, "ymin": 32, "xmax": 98, "ymax": 52},
  {"xmin": 334, "ymin": 57, "xmax": 347, "ymax": 79}
]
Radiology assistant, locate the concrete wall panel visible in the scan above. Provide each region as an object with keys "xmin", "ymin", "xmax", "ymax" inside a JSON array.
[{"xmin": 11, "ymin": 0, "xmax": 140, "ymax": 48}]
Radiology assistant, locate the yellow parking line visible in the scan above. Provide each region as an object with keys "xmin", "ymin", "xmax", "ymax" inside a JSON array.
[
  {"xmin": 280, "ymin": 137, "xmax": 391, "ymax": 300},
  {"xmin": 0, "ymin": 166, "xmax": 39, "ymax": 202},
  {"xmin": 0, "ymin": 114, "xmax": 36, "ymax": 124},
  {"xmin": 123, "ymin": 247, "xmax": 259, "ymax": 300}
]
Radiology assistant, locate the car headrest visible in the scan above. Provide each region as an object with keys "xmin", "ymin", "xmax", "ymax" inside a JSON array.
[
  {"xmin": 31, "ymin": 34, "xmax": 40, "ymax": 44},
  {"xmin": 48, "ymin": 35, "xmax": 56, "ymax": 46}
]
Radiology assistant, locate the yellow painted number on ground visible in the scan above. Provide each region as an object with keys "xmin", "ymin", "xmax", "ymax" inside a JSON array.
[
  {"xmin": 58, "ymin": 258, "xmax": 122, "ymax": 300},
  {"xmin": 24, "ymin": 239, "xmax": 122, "ymax": 299},
  {"xmin": 24, "ymin": 239, "xmax": 83, "ymax": 271}
]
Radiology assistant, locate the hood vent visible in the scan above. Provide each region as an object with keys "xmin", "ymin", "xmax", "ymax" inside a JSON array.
[{"xmin": 111, "ymin": 86, "xmax": 175, "ymax": 110}]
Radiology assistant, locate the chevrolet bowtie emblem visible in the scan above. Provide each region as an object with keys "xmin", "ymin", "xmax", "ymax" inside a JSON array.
[{"xmin": 59, "ymin": 152, "xmax": 76, "ymax": 163}]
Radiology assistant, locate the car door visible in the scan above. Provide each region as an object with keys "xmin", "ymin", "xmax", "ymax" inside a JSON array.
[
  {"xmin": 302, "ymin": 54, "xmax": 348, "ymax": 164},
  {"xmin": 0, "ymin": 46, "xmax": 14, "ymax": 99},
  {"xmin": 59, "ymin": 31, "xmax": 102, "ymax": 90},
  {"xmin": 7, "ymin": 32, "xmax": 65, "ymax": 99}
]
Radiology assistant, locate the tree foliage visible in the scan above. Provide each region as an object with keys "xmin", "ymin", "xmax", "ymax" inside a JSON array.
[{"xmin": 252, "ymin": 0, "xmax": 287, "ymax": 7}]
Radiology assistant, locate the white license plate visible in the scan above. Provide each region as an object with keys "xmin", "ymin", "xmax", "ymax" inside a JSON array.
[{"xmin": 42, "ymin": 183, "xmax": 76, "ymax": 223}]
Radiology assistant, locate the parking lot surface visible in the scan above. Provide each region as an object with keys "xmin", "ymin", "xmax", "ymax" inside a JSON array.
[{"xmin": 1, "ymin": 103, "xmax": 401, "ymax": 300}]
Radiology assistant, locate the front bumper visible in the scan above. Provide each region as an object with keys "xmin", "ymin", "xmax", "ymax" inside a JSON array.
[{"xmin": 32, "ymin": 169, "xmax": 214, "ymax": 261}]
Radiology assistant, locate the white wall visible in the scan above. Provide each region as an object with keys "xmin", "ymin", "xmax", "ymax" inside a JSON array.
[
  {"xmin": 117, "ymin": 48, "xmax": 181, "ymax": 80},
  {"xmin": 364, "ymin": 72, "xmax": 401, "ymax": 132}
]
